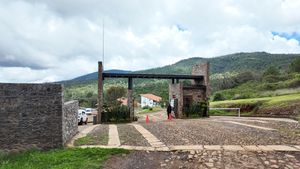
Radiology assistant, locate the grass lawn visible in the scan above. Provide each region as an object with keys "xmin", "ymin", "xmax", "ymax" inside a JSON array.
[
  {"xmin": 74, "ymin": 126, "xmax": 109, "ymax": 146},
  {"xmin": 0, "ymin": 148, "xmax": 129, "ymax": 169},
  {"xmin": 137, "ymin": 107, "xmax": 163, "ymax": 114},
  {"xmin": 74, "ymin": 135, "xmax": 109, "ymax": 146},
  {"xmin": 210, "ymin": 93, "xmax": 300, "ymax": 117},
  {"xmin": 211, "ymin": 93, "xmax": 300, "ymax": 108}
]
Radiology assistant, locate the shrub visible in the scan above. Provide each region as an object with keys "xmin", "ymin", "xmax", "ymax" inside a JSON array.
[
  {"xmin": 149, "ymin": 107, "xmax": 153, "ymax": 111},
  {"xmin": 213, "ymin": 93, "xmax": 225, "ymax": 101},
  {"xmin": 184, "ymin": 101, "xmax": 208, "ymax": 117},
  {"xmin": 263, "ymin": 65, "xmax": 280, "ymax": 77},
  {"xmin": 288, "ymin": 79, "xmax": 300, "ymax": 88},
  {"xmin": 261, "ymin": 83, "xmax": 277, "ymax": 90},
  {"xmin": 232, "ymin": 94, "xmax": 249, "ymax": 100},
  {"xmin": 289, "ymin": 58, "xmax": 300, "ymax": 73},
  {"xmin": 142, "ymin": 105, "xmax": 150, "ymax": 109},
  {"xmin": 102, "ymin": 105, "xmax": 130, "ymax": 123},
  {"xmin": 263, "ymin": 75, "xmax": 286, "ymax": 83},
  {"xmin": 105, "ymin": 86, "xmax": 126, "ymax": 107}
]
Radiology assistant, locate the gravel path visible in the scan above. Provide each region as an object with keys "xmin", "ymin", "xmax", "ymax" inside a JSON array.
[
  {"xmin": 117, "ymin": 124, "xmax": 150, "ymax": 146},
  {"xmin": 103, "ymin": 150, "xmax": 300, "ymax": 169},
  {"xmin": 142, "ymin": 119, "xmax": 299, "ymax": 145}
]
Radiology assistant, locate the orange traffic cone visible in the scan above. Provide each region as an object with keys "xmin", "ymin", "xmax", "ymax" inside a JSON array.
[{"xmin": 146, "ymin": 115, "xmax": 149, "ymax": 124}]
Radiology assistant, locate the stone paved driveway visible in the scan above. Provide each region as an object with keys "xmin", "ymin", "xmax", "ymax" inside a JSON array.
[
  {"xmin": 73, "ymin": 112, "xmax": 300, "ymax": 168},
  {"xmin": 142, "ymin": 118, "xmax": 300, "ymax": 145},
  {"xmin": 103, "ymin": 150, "xmax": 300, "ymax": 169}
]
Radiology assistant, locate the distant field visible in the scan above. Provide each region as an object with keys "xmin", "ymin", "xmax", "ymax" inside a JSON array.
[{"xmin": 210, "ymin": 93, "xmax": 300, "ymax": 119}]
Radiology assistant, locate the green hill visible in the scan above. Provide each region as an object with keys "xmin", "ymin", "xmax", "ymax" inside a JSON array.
[
  {"xmin": 62, "ymin": 52, "xmax": 300, "ymax": 108},
  {"xmin": 135, "ymin": 52, "xmax": 298, "ymax": 75},
  {"xmin": 65, "ymin": 52, "xmax": 299, "ymax": 85}
]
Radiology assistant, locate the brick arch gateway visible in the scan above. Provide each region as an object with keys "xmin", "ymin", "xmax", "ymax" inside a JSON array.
[{"xmin": 96, "ymin": 61, "xmax": 210, "ymax": 124}]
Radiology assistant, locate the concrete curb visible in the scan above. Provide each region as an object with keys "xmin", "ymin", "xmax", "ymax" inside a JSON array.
[{"xmin": 76, "ymin": 144, "xmax": 300, "ymax": 152}]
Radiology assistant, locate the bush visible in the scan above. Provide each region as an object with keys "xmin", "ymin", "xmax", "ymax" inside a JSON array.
[
  {"xmin": 213, "ymin": 93, "xmax": 225, "ymax": 101},
  {"xmin": 105, "ymin": 86, "xmax": 126, "ymax": 107},
  {"xmin": 149, "ymin": 107, "xmax": 153, "ymax": 111},
  {"xmin": 184, "ymin": 102, "xmax": 208, "ymax": 117},
  {"xmin": 102, "ymin": 105, "xmax": 130, "ymax": 123},
  {"xmin": 263, "ymin": 65, "xmax": 280, "ymax": 77},
  {"xmin": 288, "ymin": 79, "xmax": 300, "ymax": 88},
  {"xmin": 263, "ymin": 75, "xmax": 286, "ymax": 83},
  {"xmin": 232, "ymin": 94, "xmax": 249, "ymax": 100},
  {"xmin": 142, "ymin": 105, "xmax": 150, "ymax": 109},
  {"xmin": 289, "ymin": 58, "xmax": 300, "ymax": 73}
]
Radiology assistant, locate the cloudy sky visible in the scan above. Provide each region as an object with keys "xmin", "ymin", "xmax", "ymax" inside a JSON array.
[{"xmin": 1, "ymin": 0, "xmax": 300, "ymax": 83}]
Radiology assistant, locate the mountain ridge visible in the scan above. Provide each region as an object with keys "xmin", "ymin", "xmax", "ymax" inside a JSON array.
[{"xmin": 63, "ymin": 52, "xmax": 300, "ymax": 85}]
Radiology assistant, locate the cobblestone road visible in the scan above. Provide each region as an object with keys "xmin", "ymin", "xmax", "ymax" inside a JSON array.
[
  {"xmin": 74, "ymin": 112, "xmax": 300, "ymax": 168},
  {"xmin": 103, "ymin": 150, "xmax": 300, "ymax": 169}
]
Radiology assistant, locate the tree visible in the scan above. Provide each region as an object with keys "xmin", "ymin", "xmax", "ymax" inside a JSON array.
[
  {"xmin": 263, "ymin": 65, "xmax": 281, "ymax": 82},
  {"xmin": 105, "ymin": 86, "xmax": 126, "ymax": 107},
  {"xmin": 289, "ymin": 58, "xmax": 300, "ymax": 73},
  {"xmin": 86, "ymin": 92, "xmax": 93, "ymax": 98},
  {"xmin": 263, "ymin": 65, "xmax": 280, "ymax": 77}
]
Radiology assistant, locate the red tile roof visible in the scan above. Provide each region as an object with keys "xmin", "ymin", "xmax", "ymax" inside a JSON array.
[{"xmin": 140, "ymin": 93, "xmax": 162, "ymax": 102}]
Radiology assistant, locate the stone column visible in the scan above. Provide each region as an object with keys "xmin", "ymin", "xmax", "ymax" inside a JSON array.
[
  {"xmin": 97, "ymin": 62, "xmax": 103, "ymax": 124},
  {"xmin": 192, "ymin": 62, "xmax": 210, "ymax": 97},
  {"xmin": 192, "ymin": 62, "xmax": 210, "ymax": 117},
  {"xmin": 127, "ymin": 78, "xmax": 134, "ymax": 121},
  {"xmin": 169, "ymin": 83, "xmax": 183, "ymax": 118}
]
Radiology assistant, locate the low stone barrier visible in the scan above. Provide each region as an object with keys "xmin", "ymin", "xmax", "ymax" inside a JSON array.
[
  {"xmin": 0, "ymin": 83, "xmax": 78, "ymax": 152},
  {"xmin": 63, "ymin": 100, "xmax": 79, "ymax": 145}
]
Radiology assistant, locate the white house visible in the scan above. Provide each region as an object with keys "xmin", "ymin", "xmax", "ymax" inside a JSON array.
[{"xmin": 140, "ymin": 93, "xmax": 162, "ymax": 107}]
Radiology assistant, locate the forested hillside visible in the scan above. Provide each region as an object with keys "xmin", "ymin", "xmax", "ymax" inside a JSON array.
[
  {"xmin": 65, "ymin": 52, "xmax": 299, "ymax": 84},
  {"xmin": 62, "ymin": 52, "xmax": 300, "ymax": 108}
]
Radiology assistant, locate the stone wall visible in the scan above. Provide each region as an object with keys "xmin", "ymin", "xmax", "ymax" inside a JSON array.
[
  {"xmin": 0, "ymin": 83, "xmax": 78, "ymax": 152},
  {"xmin": 183, "ymin": 87, "xmax": 206, "ymax": 103},
  {"xmin": 169, "ymin": 83, "xmax": 183, "ymax": 118},
  {"xmin": 169, "ymin": 63, "xmax": 210, "ymax": 118},
  {"xmin": 62, "ymin": 100, "xmax": 79, "ymax": 145}
]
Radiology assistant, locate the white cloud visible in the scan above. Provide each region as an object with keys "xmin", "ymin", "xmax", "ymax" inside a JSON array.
[{"xmin": 1, "ymin": 0, "xmax": 300, "ymax": 83}]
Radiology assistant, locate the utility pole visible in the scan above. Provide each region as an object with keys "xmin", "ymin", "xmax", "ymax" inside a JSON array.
[{"xmin": 102, "ymin": 20, "xmax": 104, "ymax": 65}]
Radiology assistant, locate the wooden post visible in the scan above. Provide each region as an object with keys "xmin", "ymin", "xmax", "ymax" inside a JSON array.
[
  {"xmin": 97, "ymin": 62, "xmax": 103, "ymax": 124},
  {"xmin": 127, "ymin": 78, "xmax": 134, "ymax": 121}
]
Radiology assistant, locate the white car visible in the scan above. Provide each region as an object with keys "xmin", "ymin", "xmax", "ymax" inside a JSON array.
[
  {"xmin": 78, "ymin": 109, "xmax": 88, "ymax": 125},
  {"xmin": 85, "ymin": 108, "xmax": 92, "ymax": 115}
]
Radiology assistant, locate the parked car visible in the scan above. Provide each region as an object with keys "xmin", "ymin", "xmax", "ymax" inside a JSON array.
[
  {"xmin": 78, "ymin": 109, "xmax": 88, "ymax": 125},
  {"xmin": 85, "ymin": 108, "xmax": 92, "ymax": 115}
]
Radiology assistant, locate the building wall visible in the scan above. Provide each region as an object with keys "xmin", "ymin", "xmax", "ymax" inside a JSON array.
[
  {"xmin": 141, "ymin": 96, "xmax": 155, "ymax": 107},
  {"xmin": 169, "ymin": 63, "xmax": 210, "ymax": 118},
  {"xmin": 0, "ymin": 83, "xmax": 78, "ymax": 152},
  {"xmin": 62, "ymin": 100, "xmax": 79, "ymax": 145},
  {"xmin": 183, "ymin": 88, "xmax": 206, "ymax": 103}
]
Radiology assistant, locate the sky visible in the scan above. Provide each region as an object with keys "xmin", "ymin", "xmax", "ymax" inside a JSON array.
[{"xmin": 1, "ymin": 0, "xmax": 300, "ymax": 83}]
